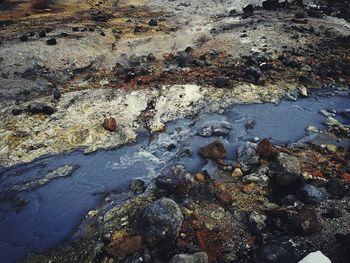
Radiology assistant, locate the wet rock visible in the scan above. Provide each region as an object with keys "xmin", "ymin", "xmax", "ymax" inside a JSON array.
[
  {"xmin": 212, "ymin": 77, "xmax": 231, "ymax": 88},
  {"xmin": 324, "ymin": 117, "xmax": 342, "ymax": 127},
  {"xmin": 238, "ymin": 141, "xmax": 259, "ymax": 172},
  {"xmin": 326, "ymin": 179, "xmax": 347, "ymax": 198},
  {"xmin": 248, "ymin": 211, "xmax": 267, "ymax": 234},
  {"xmin": 27, "ymin": 102, "xmax": 55, "ymax": 115},
  {"xmin": 299, "ymin": 251, "xmax": 331, "ymax": 263},
  {"xmin": 103, "ymin": 117, "xmax": 117, "ymax": 132},
  {"xmin": 169, "ymin": 252, "xmax": 208, "ymax": 263},
  {"xmin": 255, "ymin": 238, "xmax": 297, "ymax": 263},
  {"xmin": 262, "ymin": 0, "xmax": 280, "ymax": 10},
  {"xmin": 155, "ymin": 165, "xmax": 194, "ymax": 194},
  {"xmin": 149, "ymin": 19, "xmax": 158, "ymax": 26},
  {"xmin": 46, "ymin": 38, "xmax": 57, "ymax": 45},
  {"xmin": 136, "ymin": 197, "xmax": 184, "ymax": 243},
  {"xmin": 285, "ymin": 207, "xmax": 324, "ymax": 235},
  {"xmin": 296, "ymin": 184, "xmax": 329, "ymax": 204},
  {"xmin": 199, "ymin": 140, "xmax": 227, "ymax": 160},
  {"xmin": 257, "ymin": 138, "xmax": 273, "ymax": 159},
  {"xmin": 129, "ymin": 179, "xmax": 145, "ymax": 194},
  {"xmin": 198, "ymin": 123, "xmax": 231, "ymax": 137},
  {"xmin": 274, "ymin": 153, "xmax": 301, "ymax": 186}
]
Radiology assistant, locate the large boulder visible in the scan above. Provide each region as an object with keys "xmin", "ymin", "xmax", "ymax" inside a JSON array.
[
  {"xmin": 274, "ymin": 153, "xmax": 301, "ymax": 186},
  {"xmin": 169, "ymin": 252, "xmax": 208, "ymax": 263},
  {"xmin": 238, "ymin": 142, "xmax": 259, "ymax": 171},
  {"xmin": 136, "ymin": 197, "xmax": 184, "ymax": 243}
]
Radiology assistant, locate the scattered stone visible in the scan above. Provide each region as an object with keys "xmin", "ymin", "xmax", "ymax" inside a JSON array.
[
  {"xmin": 169, "ymin": 252, "xmax": 208, "ymax": 263},
  {"xmin": 136, "ymin": 197, "xmax": 184, "ymax": 243},
  {"xmin": 129, "ymin": 179, "xmax": 145, "ymax": 194},
  {"xmin": 298, "ymin": 251, "xmax": 331, "ymax": 263},
  {"xmin": 274, "ymin": 153, "xmax": 301, "ymax": 186},
  {"xmin": 149, "ymin": 19, "xmax": 158, "ymax": 26},
  {"xmin": 257, "ymin": 138, "xmax": 273, "ymax": 159},
  {"xmin": 248, "ymin": 211, "xmax": 267, "ymax": 233},
  {"xmin": 38, "ymin": 30, "xmax": 46, "ymax": 38},
  {"xmin": 103, "ymin": 117, "xmax": 117, "ymax": 132},
  {"xmin": 27, "ymin": 102, "xmax": 55, "ymax": 115},
  {"xmin": 199, "ymin": 140, "xmax": 227, "ymax": 160},
  {"xmin": 255, "ymin": 238, "xmax": 297, "ymax": 263},
  {"xmin": 155, "ymin": 165, "xmax": 194, "ymax": 194},
  {"xmin": 296, "ymin": 184, "xmax": 329, "ymax": 204},
  {"xmin": 237, "ymin": 141, "xmax": 259, "ymax": 172},
  {"xmin": 46, "ymin": 38, "xmax": 57, "ymax": 45}
]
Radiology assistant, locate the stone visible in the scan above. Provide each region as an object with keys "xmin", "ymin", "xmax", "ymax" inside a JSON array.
[
  {"xmin": 257, "ymin": 138, "xmax": 273, "ymax": 159},
  {"xmin": 38, "ymin": 30, "xmax": 46, "ymax": 38},
  {"xmin": 243, "ymin": 182, "xmax": 255, "ymax": 194},
  {"xmin": 324, "ymin": 144, "xmax": 337, "ymax": 153},
  {"xmin": 324, "ymin": 117, "xmax": 342, "ymax": 127},
  {"xmin": 46, "ymin": 38, "xmax": 57, "ymax": 45},
  {"xmin": 262, "ymin": 0, "xmax": 280, "ymax": 10},
  {"xmin": 20, "ymin": 35, "xmax": 28, "ymax": 42},
  {"xmin": 237, "ymin": 142, "xmax": 259, "ymax": 172},
  {"xmin": 296, "ymin": 184, "xmax": 329, "ymax": 204},
  {"xmin": 176, "ymin": 51, "xmax": 193, "ymax": 68},
  {"xmin": 136, "ymin": 197, "xmax": 184, "ymax": 243},
  {"xmin": 243, "ymin": 167, "xmax": 269, "ymax": 186},
  {"xmin": 243, "ymin": 4, "xmax": 254, "ymax": 14},
  {"xmin": 52, "ymin": 88, "xmax": 61, "ymax": 100},
  {"xmin": 274, "ymin": 153, "xmax": 301, "ymax": 186},
  {"xmin": 129, "ymin": 179, "xmax": 145, "ymax": 194},
  {"xmin": 298, "ymin": 87, "xmax": 308, "ymax": 97},
  {"xmin": 155, "ymin": 165, "xmax": 194, "ymax": 194},
  {"xmin": 103, "ymin": 117, "xmax": 117, "ymax": 132},
  {"xmin": 232, "ymin": 168, "xmax": 243, "ymax": 177},
  {"xmin": 255, "ymin": 238, "xmax": 297, "ymax": 263},
  {"xmin": 298, "ymin": 251, "xmax": 331, "ymax": 263},
  {"xmin": 149, "ymin": 19, "xmax": 158, "ymax": 26},
  {"xmin": 169, "ymin": 252, "xmax": 208, "ymax": 263},
  {"xmin": 125, "ymin": 248, "xmax": 152, "ymax": 263},
  {"xmin": 199, "ymin": 140, "xmax": 227, "ymax": 160},
  {"xmin": 286, "ymin": 208, "xmax": 324, "ymax": 235},
  {"xmin": 326, "ymin": 179, "xmax": 347, "ymax": 198},
  {"xmin": 245, "ymin": 66, "xmax": 263, "ymax": 81},
  {"xmin": 27, "ymin": 102, "xmax": 55, "ymax": 115},
  {"xmin": 212, "ymin": 77, "xmax": 230, "ymax": 88},
  {"xmin": 322, "ymin": 208, "xmax": 342, "ymax": 219},
  {"xmin": 248, "ymin": 211, "xmax": 267, "ymax": 233}
]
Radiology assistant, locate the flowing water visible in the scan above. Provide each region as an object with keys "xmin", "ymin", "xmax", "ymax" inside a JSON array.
[{"xmin": 0, "ymin": 90, "xmax": 349, "ymax": 263}]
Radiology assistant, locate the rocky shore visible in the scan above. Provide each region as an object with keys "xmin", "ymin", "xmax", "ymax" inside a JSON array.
[{"xmin": 0, "ymin": 0, "xmax": 349, "ymax": 262}]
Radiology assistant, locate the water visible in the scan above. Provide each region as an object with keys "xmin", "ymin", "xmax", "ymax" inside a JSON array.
[{"xmin": 0, "ymin": 91, "xmax": 349, "ymax": 263}]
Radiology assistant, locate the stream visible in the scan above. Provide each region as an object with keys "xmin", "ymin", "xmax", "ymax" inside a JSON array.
[{"xmin": 0, "ymin": 90, "xmax": 349, "ymax": 263}]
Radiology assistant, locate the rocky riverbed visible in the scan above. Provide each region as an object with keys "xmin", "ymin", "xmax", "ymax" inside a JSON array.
[{"xmin": 0, "ymin": 0, "xmax": 349, "ymax": 262}]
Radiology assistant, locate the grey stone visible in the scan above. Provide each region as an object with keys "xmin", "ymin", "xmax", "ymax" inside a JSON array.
[
  {"xmin": 238, "ymin": 141, "xmax": 259, "ymax": 172},
  {"xmin": 296, "ymin": 184, "xmax": 329, "ymax": 204},
  {"xmin": 169, "ymin": 252, "xmax": 208, "ymax": 263},
  {"xmin": 274, "ymin": 153, "xmax": 301, "ymax": 186}
]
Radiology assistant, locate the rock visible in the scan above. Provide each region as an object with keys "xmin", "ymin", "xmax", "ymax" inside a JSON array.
[
  {"xmin": 155, "ymin": 165, "xmax": 194, "ymax": 194},
  {"xmin": 136, "ymin": 197, "xmax": 184, "ymax": 243},
  {"xmin": 326, "ymin": 179, "xmax": 347, "ymax": 198},
  {"xmin": 243, "ymin": 167, "xmax": 269, "ymax": 186},
  {"xmin": 52, "ymin": 88, "xmax": 61, "ymax": 100},
  {"xmin": 322, "ymin": 208, "xmax": 342, "ymax": 219},
  {"xmin": 298, "ymin": 251, "xmax": 331, "ymax": 263},
  {"xmin": 11, "ymin": 108, "xmax": 23, "ymax": 115},
  {"xmin": 324, "ymin": 144, "xmax": 337, "ymax": 153},
  {"xmin": 243, "ymin": 182, "xmax": 255, "ymax": 193},
  {"xmin": 245, "ymin": 66, "xmax": 263, "ymax": 82},
  {"xmin": 20, "ymin": 35, "xmax": 28, "ymax": 42},
  {"xmin": 149, "ymin": 19, "xmax": 158, "ymax": 26},
  {"xmin": 215, "ymin": 191, "xmax": 233, "ymax": 205},
  {"xmin": 46, "ymin": 38, "xmax": 57, "ymax": 45},
  {"xmin": 324, "ymin": 117, "xmax": 342, "ymax": 127},
  {"xmin": 248, "ymin": 211, "xmax": 267, "ymax": 233},
  {"xmin": 232, "ymin": 168, "xmax": 243, "ymax": 177},
  {"xmin": 199, "ymin": 140, "xmax": 227, "ymax": 160},
  {"xmin": 296, "ymin": 184, "xmax": 329, "ymax": 204},
  {"xmin": 212, "ymin": 77, "xmax": 230, "ymax": 88},
  {"xmin": 103, "ymin": 117, "xmax": 117, "ymax": 132},
  {"xmin": 243, "ymin": 4, "xmax": 254, "ymax": 14},
  {"xmin": 169, "ymin": 252, "xmax": 208, "ymax": 263},
  {"xmin": 335, "ymin": 233, "xmax": 350, "ymax": 256},
  {"xmin": 255, "ymin": 238, "xmax": 297, "ymax": 263},
  {"xmin": 340, "ymin": 109, "xmax": 350, "ymax": 119},
  {"xmin": 176, "ymin": 51, "xmax": 193, "ymax": 68},
  {"xmin": 262, "ymin": 0, "xmax": 280, "ymax": 10},
  {"xmin": 27, "ymin": 102, "xmax": 55, "ymax": 115},
  {"xmin": 125, "ymin": 248, "xmax": 152, "ymax": 263},
  {"xmin": 38, "ymin": 30, "xmax": 46, "ymax": 37},
  {"xmin": 129, "ymin": 179, "xmax": 145, "ymax": 194},
  {"xmin": 257, "ymin": 138, "xmax": 273, "ymax": 159},
  {"xmin": 274, "ymin": 153, "xmax": 301, "ymax": 186},
  {"xmin": 285, "ymin": 208, "xmax": 324, "ymax": 235},
  {"xmin": 298, "ymin": 87, "xmax": 308, "ymax": 97},
  {"xmin": 237, "ymin": 141, "xmax": 259, "ymax": 172}
]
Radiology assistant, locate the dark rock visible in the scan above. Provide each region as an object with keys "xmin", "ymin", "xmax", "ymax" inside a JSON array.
[
  {"xmin": 176, "ymin": 52, "xmax": 193, "ymax": 68},
  {"xmin": 136, "ymin": 197, "xmax": 184, "ymax": 243},
  {"xmin": 243, "ymin": 4, "xmax": 254, "ymax": 14},
  {"xmin": 38, "ymin": 30, "xmax": 46, "ymax": 38},
  {"xmin": 88, "ymin": 28, "xmax": 95, "ymax": 32},
  {"xmin": 274, "ymin": 153, "xmax": 301, "ymax": 186},
  {"xmin": 149, "ymin": 19, "xmax": 158, "ymax": 26},
  {"xmin": 295, "ymin": 12, "xmax": 305, "ymax": 19},
  {"xmin": 245, "ymin": 66, "xmax": 263, "ymax": 82},
  {"xmin": 29, "ymin": 32, "xmax": 35, "ymax": 37},
  {"xmin": 20, "ymin": 35, "xmax": 28, "ymax": 42},
  {"xmin": 255, "ymin": 238, "xmax": 297, "ymax": 263},
  {"xmin": 322, "ymin": 208, "xmax": 342, "ymax": 219},
  {"xmin": 156, "ymin": 165, "xmax": 194, "ymax": 194},
  {"xmin": 238, "ymin": 141, "xmax": 259, "ymax": 172},
  {"xmin": 46, "ymin": 38, "xmax": 57, "ymax": 45},
  {"xmin": 12, "ymin": 108, "xmax": 23, "ymax": 116},
  {"xmin": 27, "ymin": 103, "xmax": 55, "ymax": 115},
  {"xmin": 335, "ymin": 233, "xmax": 350, "ymax": 257},
  {"xmin": 91, "ymin": 10, "xmax": 110, "ymax": 22},
  {"xmin": 248, "ymin": 211, "xmax": 267, "ymax": 234},
  {"xmin": 100, "ymin": 31, "xmax": 106, "ymax": 36},
  {"xmin": 326, "ymin": 179, "xmax": 347, "ymax": 198},
  {"xmin": 72, "ymin": 27, "xmax": 79, "ymax": 32},
  {"xmin": 103, "ymin": 117, "xmax": 117, "ymax": 132},
  {"xmin": 169, "ymin": 252, "xmax": 208, "ymax": 263},
  {"xmin": 199, "ymin": 140, "xmax": 227, "ymax": 160},
  {"xmin": 167, "ymin": 143, "xmax": 176, "ymax": 151},
  {"xmin": 296, "ymin": 184, "xmax": 329, "ymax": 204},
  {"xmin": 61, "ymin": 32, "xmax": 68, "ymax": 37},
  {"xmin": 262, "ymin": 0, "xmax": 280, "ymax": 10},
  {"xmin": 212, "ymin": 77, "xmax": 231, "ymax": 88},
  {"xmin": 52, "ymin": 88, "xmax": 61, "ymax": 100},
  {"xmin": 125, "ymin": 248, "xmax": 152, "ymax": 263},
  {"xmin": 285, "ymin": 207, "xmax": 324, "ymax": 235},
  {"xmin": 129, "ymin": 179, "xmax": 145, "ymax": 194},
  {"xmin": 257, "ymin": 138, "xmax": 273, "ymax": 159}
]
